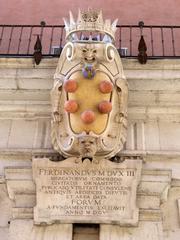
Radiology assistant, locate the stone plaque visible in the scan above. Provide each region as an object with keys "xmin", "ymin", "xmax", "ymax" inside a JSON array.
[{"xmin": 33, "ymin": 158, "xmax": 142, "ymax": 226}]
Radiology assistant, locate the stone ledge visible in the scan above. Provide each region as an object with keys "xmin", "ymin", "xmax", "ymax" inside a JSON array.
[
  {"xmin": 0, "ymin": 149, "xmax": 56, "ymax": 161},
  {"xmin": 12, "ymin": 208, "xmax": 33, "ymax": 220},
  {"xmin": 139, "ymin": 209, "xmax": 162, "ymax": 222},
  {"xmin": 1, "ymin": 58, "xmax": 180, "ymax": 70},
  {"xmin": 6, "ymin": 179, "xmax": 35, "ymax": 200},
  {"xmin": 0, "ymin": 58, "xmax": 58, "ymax": 69},
  {"xmin": 0, "ymin": 89, "xmax": 50, "ymax": 101},
  {"xmin": 1, "ymin": 149, "xmax": 180, "ymax": 161},
  {"xmin": 5, "ymin": 167, "xmax": 32, "ymax": 180},
  {"xmin": 2, "ymin": 90, "xmax": 180, "ymax": 107},
  {"xmin": 171, "ymin": 179, "xmax": 180, "ymax": 187},
  {"xmin": 1, "ymin": 105, "xmax": 180, "ymax": 120}
]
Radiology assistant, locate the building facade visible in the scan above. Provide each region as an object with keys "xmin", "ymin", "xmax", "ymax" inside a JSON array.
[{"xmin": 0, "ymin": 1, "xmax": 180, "ymax": 240}]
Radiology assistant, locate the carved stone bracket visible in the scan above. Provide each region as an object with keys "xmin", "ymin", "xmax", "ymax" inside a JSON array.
[{"xmin": 5, "ymin": 167, "xmax": 35, "ymax": 220}]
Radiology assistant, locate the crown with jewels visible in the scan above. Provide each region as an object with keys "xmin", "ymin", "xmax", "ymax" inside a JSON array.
[{"xmin": 63, "ymin": 9, "xmax": 118, "ymax": 41}]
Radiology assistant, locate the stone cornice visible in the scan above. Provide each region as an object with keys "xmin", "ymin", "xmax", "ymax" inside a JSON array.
[
  {"xmin": 1, "ymin": 149, "xmax": 180, "ymax": 161},
  {"xmin": 1, "ymin": 58, "xmax": 180, "ymax": 70}
]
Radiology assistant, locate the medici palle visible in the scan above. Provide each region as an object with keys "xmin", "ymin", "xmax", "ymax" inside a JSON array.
[{"xmin": 51, "ymin": 9, "xmax": 128, "ymax": 162}]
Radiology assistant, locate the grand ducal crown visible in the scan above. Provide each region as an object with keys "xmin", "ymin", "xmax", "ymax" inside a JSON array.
[{"xmin": 63, "ymin": 9, "xmax": 118, "ymax": 41}]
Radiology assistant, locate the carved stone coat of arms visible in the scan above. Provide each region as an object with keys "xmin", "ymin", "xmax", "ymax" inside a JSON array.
[{"xmin": 51, "ymin": 9, "xmax": 128, "ymax": 161}]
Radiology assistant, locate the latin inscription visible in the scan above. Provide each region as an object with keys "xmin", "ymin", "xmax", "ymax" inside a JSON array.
[
  {"xmin": 36, "ymin": 167, "xmax": 136, "ymax": 218},
  {"xmin": 33, "ymin": 158, "xmax": 142, "ymax": 224}
]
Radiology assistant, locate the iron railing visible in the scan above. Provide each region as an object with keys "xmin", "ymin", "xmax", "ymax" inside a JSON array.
[{"xmin": 0, "ymin": 23, "xmax": 180, "ymax": 63}]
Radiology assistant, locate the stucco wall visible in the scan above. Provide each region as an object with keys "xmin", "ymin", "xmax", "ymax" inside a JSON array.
[{"xmin": 0, "ymin": 0, "xmax": 180, "ymax": 25}]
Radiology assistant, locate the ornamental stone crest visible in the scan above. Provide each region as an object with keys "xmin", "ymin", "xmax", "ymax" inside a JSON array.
[
  {"xmin": 33, "ymin": 10, "xmax": 141, "ymax": 227},
  {"xmin": 51, "ymin": 9, "xmax": 128, "ymax": 161}
]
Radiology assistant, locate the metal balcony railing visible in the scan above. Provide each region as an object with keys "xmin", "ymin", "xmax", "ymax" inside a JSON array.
[{"xmin": 0, "ymin": 23, "xmax": 180, "ymax": 64}]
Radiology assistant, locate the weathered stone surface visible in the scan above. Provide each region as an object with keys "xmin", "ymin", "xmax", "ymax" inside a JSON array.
[
  {"xmin": 0, "ymin": 159, "xmax": 32, "ymax": 177},
  {"xmin": 9, "ymin": 220, "xmax": 72, "ymax": 240},
  {"xmin": 1, "ymin": 58, "xmax": 180, "ymax": 239},
  {"xmin": 161, "ymin": 186, "xmax": 180, "ymax": 231},
  {"xmin": 0, "ymin": 227, "xmax": 9, "ymax": 240},
  {"xmin": 144, "ymin": 160, "xmax": 180, "ymax": 180},
  {"xmin": 0, "ymin": 120, "xmax": 11, "ymax": 148},
  {"xmin": 0, "ymin": 118, "xmax": 53, "ymax": 150},
  {"xmin": 16, "ymin": 68, "xmax": 54, "ymax": 90},
  {"xmin": 0, "ymin": 184, "xmax": 13, "ymax": 227},
  {"xmin": 138, "ymin": 195, "xmax": 160, "ymax": 209},
  {"xmin": 5, "ymin": 168, "xmax": 32, "ymax": 181},
  {"xmin": 31, "ymin": 224, "xmax": 72, "ymax": 240},
  {"xmin": 100, "ymin": 222, "xmax": 164, "ymax": 240},
  {"xmin": 9, "ymin": 220, "xmax": 33, "ymax": 240},
  {"xmin": 6, "ymin": 180, "xmax": 35, "ymax": 200},
  {"xmin": 12, "ymin": 208, "xmax": 33, "ymax": 220},
  {"xmin": 14, "ymin": 194, "xmax": 35, "ymax": 208},
  {"xmin": 164, "ymin": 230, "xmax": 180, "ymax": 240},
  {"xmin": 0, "ymin": 68, "xmax": 17, "ymax": 89},
  {"xmin": 0, "ymin": 89, "xmax": 50, "ymax": 101},
  {"xmin": 139, "ymin": 209, "xmax": 162, "ymax": 222},
  {"xmin": 8, "ymin": 120, "xmax": 37, "ymax": 149},
  {"xmin": 159, "ymin": 122, "xmax": 180, "ymax": 150},
  {"xmin": 10, "ymin": 220, "xmax": 73, "ymax": 240},
  {"xmin": 33, "ymin": 158, "xmax": 142, "ymax": 226},
  {"xmin": 144, "ymin": 121, "xmax": 160, "ymax": 150},
  {"xmin": 1, "ymin": 58, "xmax": 180, "ymax": 153}
]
